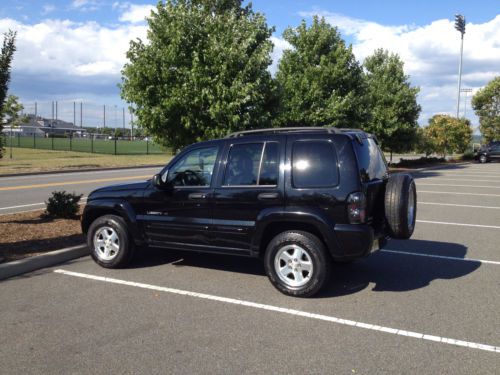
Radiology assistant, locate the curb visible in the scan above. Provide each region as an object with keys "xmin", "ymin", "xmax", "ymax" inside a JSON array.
[
  {"xmin": 0, "ymin": 164, "xmax": 164, "ymax": 178},
  {"xmin": 0, "ymin": 244, "xmax": 89, "ymax": 281}
]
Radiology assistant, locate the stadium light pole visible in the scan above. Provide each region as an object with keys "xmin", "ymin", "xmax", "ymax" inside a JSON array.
[{"xmin": 455, "ymin": 14, "xmax": 466, "ymax": 118}]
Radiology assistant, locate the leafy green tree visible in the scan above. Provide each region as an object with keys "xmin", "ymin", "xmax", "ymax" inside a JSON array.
[
  {"xmin": 0, "ymin": 30, "xmax": 17, "ymax": 158},
  {"xmin": 275, "ymin": 17, "xmax": 367, "ymax": 128},
  {"xmin": 472, "ymin": 76, "xmax": 500, "ymax": 142},
  {"xmin": 424, "ymin": 115, "xmax": 472, "ymax": 156},
  {"xmin": 415, "ymin": 127, "xmax": 436, "ymax": 157},
  {"xmin": 363, "ymin": 49, "xmax": 421, "ymax": 162},
  {"xmin": 121, "ymin": 0, "xmax": 276, "ymax": 150},
  {"xmin": 2, "ymin": 95, "xmax": 25, "ymax": 126}
]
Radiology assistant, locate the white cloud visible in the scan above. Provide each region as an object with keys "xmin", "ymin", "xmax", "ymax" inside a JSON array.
[
  {"xmin": 294, "ymin": 11, "xmax": 500, "ymax": 124},
  {"xmin": 270, "ymin": 36, "xmax": 291, "ymax": 75},
  {"xmin": 119, "ymin": 4, "xmax": 155, "ymax": 24},
  {"xmin": 71, "ymin": 0, "xmax": 99, "ymax": 12},
  {"xmin": 0, "ymin": 17, "xmax": 147, "ymax": 86}
]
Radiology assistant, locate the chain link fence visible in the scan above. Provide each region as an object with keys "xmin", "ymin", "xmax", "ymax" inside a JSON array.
[{"xmin": 2, "ymin": 100, "xmax": 168, "ymax": 155}]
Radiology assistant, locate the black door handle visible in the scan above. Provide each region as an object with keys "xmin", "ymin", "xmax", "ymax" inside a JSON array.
[
  {"xmin": 188, "ymin": 193, "xmax": 207, "ymax": 200},
  {"xmin": 258, "ymin": 192, "xmax": 279, "ymax": 200}
]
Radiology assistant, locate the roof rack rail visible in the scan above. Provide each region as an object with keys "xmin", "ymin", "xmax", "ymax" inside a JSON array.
[{"xmin": 225, "ymin": 127, "xmax": 340, "ymax": 138}]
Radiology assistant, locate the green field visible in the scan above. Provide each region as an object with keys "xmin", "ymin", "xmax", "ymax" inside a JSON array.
[{"xmin": 9, "ymin": 135, "xmax": 165, "ymax": 155}]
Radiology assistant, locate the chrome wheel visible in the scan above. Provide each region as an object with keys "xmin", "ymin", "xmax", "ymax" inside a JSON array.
[
  {"xmin": 407, "ymin": 183, "xmax": 415, "ymax": 230},
  {"xmin": 274, "ymin": 245, "xmax": 313, "ymax": 288},
  {"xmin": 94, "ymin": 226, "xmax": 120, "ymax": 261},
  {"xmin": 479, "ymin": 155, "xmax": 487, "ymax": 163}
]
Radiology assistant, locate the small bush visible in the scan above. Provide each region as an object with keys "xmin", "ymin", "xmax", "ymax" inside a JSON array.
[
  {"xmin": 460, "ymin": 150, "xmax": 475, "ymax": 160},
  {"xmin": 392, "ymin": 156, "xmax": 445, "ymax": 168},
  {"xmin": 44, "ymin": 191, "xmax": 83, "ymax": 219}
]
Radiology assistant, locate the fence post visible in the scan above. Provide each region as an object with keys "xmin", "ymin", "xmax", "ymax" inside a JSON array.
[
  {"xmin": 17, "ymin": 133, "xmax": 20, "ymax": 147},
  {"xmin": 51, "ymin": 131, "xmax": 54, "ymax": 150},
  {"xmin": 91, "ymin": 134, "xmax": 94, "ymax": 153},
  {"xmin": 114, "ymin": 131, "xmax": 117, "ymax": 155},
  {"xmin": 146, "ymin": 136, "xmax": 149, "ymax": 155},
  {"xmin": 33, "ymin": 133, "xmax": 36, "ymax": 148},
  {"xmin": 70, "ymin": 132, "xmax": 72, "ymax": 151}
]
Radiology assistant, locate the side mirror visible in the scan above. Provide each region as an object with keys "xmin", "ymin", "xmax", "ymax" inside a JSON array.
[{"xmin": 152, "ymin": 173, "xmax": 170, "ymax": 189}]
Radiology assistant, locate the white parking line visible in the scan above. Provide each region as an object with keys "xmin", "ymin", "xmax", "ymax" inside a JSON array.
[
  {"xmin": 419, "ymin": 202, "xmax": 500, "ymax": 210},
  {"xmin": 417, "ymin": 177, "xmax": 500, "ymax": 183},
  {"xmin": 417, "ymin": 183, "xmax": 500, "ymax": 189},
  {"xmin": 418, "ymin": 191, "xmax": 500, "ymax": 197},
  {"xmin": 0, "ymin": 202, "xmax": 46, "ymax": 210},
  {"xmin": 417, "ymin": 220, "xmax": 500, "ymax": 229},
  {"xmin": 0, "ymin": 198, "xmax": 88, "ymax": 215},
  {"xmin": 381, "ymin": 249, "xmax": 500, "ymax": 265},
  {"xmin": 53, "ymin": 269, "xmax": 500, "ymax": 353}
]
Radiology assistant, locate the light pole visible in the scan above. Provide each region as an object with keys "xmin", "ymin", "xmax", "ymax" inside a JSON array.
[
  {"xmin": 455, "ymin": 14, "xmax": 466, "ymax": 118},
  {"xmin": 460, "ymin": 88, "xmax": 472, "ymax": 118}
]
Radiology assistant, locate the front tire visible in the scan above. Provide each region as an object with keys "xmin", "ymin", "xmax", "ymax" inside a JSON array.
[
  {"xmin": 479, "ymin": 154, "xmax": 488, "ymax": 164},
  {"xmin": 87, "ymin": 214, "xmax": 134, "ymax": 268},
  {"xmin": 264, "ymin": 231, "xmax": 331, "ymax": 297}
]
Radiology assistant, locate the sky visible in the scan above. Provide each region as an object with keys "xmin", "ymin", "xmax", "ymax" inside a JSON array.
[{"xmin": 0, "ymin": 0, "xmax": 499, "ymax": 128}]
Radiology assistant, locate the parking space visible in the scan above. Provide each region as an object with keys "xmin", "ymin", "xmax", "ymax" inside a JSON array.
[{"xmin": 1, "ymin": 162, "xmax": 499, "ymax": 373}]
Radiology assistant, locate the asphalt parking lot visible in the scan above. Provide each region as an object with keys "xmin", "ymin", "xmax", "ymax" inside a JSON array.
[{"xmin": 1, "ymin": 162, "xmax": 499, "ymax": 374}]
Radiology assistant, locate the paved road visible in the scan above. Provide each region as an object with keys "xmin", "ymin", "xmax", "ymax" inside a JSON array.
[
  {"xmin": 0, "ymin": 166, "xmax": 164, "ymax": 215},
  {"xmin": 1, "ymin": 162, "xmax": 499, "ymax": 374}
]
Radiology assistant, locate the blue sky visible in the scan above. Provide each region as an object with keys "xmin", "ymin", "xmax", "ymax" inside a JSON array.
[{"xmin": 0, "ymin": 1, "xmax": 499, "ymax": 127}]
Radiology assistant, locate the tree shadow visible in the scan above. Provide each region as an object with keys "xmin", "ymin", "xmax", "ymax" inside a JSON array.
[{"xmin": 318, "ymin": 239, "xmax": 480, "ymax": 298}]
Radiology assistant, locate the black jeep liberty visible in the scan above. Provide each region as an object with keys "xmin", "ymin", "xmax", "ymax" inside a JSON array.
[{"xmin": 82, "ymin": 127, "xmax": 417, "ymax": 297}]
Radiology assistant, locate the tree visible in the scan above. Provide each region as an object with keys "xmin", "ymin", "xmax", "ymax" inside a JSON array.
[
  {"xmin": 424, "ymin": 115, "xmax": 472, "ymax": 156},
  {"xmin": 120, "ymin": 0, "xmax": 276, "ymax": 150},
  {"xmin": 415, "ymin": 127, "xmax": 436, "ymax": 157},
  {"xmin": 275, "ymin": 17, "xmax": 367, "ymax": 128},
  {"xmin": 472, "ymin": 76, "xmax": 500, "ymax": 142},
  {"xmin": 363, "ymin": 49, "xmax": 421, "ymax": 162},
  {"xmin": 2, "ymin": 95, "xmax": 25, "ymax": 127},
  {"xmin": 0, "ymin": 30, "xmax": 17, "ymax": 158}
]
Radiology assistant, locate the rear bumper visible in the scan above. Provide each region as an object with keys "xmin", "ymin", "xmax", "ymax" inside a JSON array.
[{"xmin": 332, "ymin": 223, "xmax": 387, "ymax": 260}]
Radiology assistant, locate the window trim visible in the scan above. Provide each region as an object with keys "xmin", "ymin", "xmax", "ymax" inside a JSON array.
[
  {"xmin": 222, "ymin": 141, "xmax": 279, "ymax": 188},
  {"xmin": 291, "ymin": 139, "xmax": 339, "ymax": 189}
]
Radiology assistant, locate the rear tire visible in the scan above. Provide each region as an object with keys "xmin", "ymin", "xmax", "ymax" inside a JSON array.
[
  {"xmin": 479, "ymin": 154, "xmax": 488, "ymax": 163},
  {"xmin": 264, "ymin": 231, "xmax": 331, "ymax": 297},
  {"xmin": 88, "ymin": 215, "xmax": 134, "ymax": 268},
  {"xmin": 385, "ymin": 174, "xmax": 417, "ymax": 239}
]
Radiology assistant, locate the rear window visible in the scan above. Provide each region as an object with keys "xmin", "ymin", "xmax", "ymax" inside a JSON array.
[
  {"xmin": 292, "ymin": 141, "xmax": 339, "ymax": 188},
  {"xmin": 353, "ymin": 138, "xmax": 387, "ymax": 181}
]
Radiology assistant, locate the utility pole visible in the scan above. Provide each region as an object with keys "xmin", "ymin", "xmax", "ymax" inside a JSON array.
[{"xmin": 455, "ymin": 14, "xmax": 466, "ymax": 118}]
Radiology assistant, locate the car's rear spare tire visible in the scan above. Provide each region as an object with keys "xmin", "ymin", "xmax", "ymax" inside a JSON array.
[{"xmin": 385, "ymin": 173, "xmax": 417, "ymax": 239}]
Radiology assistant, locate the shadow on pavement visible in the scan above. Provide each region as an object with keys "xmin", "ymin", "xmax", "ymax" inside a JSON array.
[
  {"xmin": 130, "ymin": 238, "xmax": 479, "ymax": 298},
  {"xmin": 319, "ymin": 238, "xmax": 480, "ymax": 298}
]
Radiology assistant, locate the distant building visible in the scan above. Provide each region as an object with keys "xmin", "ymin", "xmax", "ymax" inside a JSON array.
[{"xmin": 2, "ymin": 114, "xmax": 85, "ymax": 137}]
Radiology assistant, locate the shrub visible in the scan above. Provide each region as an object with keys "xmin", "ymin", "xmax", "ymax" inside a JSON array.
[
  {"xmin": 393, "ymin": 156, "xmax": 445, "ymax": 168},
  {"xmin": 44, "ymin": 191, "xmax": 83, "ymax": 219}
]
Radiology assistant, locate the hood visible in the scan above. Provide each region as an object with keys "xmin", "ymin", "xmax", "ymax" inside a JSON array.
[{"xmin": 88, "ymin": 181, "xmax": 150, "ymax": 200}]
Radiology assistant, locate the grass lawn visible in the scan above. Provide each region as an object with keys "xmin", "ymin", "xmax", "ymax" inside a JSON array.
[{"xmin": 0, "ymin": 147, "xmax": 173, "ymax": 175}]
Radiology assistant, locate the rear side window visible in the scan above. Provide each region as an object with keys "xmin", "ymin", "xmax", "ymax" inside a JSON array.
[
  {"xmin": 354, "ymin": 138, "xmax": 387, "ymax": 181},
  {"xmin": 223, "ymin": 142, "xmax": 279, "ymax": 186},
  {"xmin": 292, "ymin": 141, "xmax": 339, "ymax": 188}
]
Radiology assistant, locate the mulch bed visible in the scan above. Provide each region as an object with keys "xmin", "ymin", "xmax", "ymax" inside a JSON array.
[{"xmin": 0, "ymin": 209, "xmax": 84, "ymax": 263}]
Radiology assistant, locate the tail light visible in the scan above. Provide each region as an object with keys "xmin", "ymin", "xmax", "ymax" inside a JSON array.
[{"xmin": 347, "ymin": 192, "xmax": 366, "ymax": 224}]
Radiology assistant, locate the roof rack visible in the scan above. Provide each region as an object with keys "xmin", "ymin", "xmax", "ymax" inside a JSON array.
[{"xmin": 225, "ymin": 127, "xmax": 340, "ymax": 138}]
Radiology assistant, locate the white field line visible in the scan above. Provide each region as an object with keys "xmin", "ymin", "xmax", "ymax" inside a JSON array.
[
  {"xmin": 419, "ymin": 202, "xmax": 500, "ymax": 210},
  {"xmin": 418, "ymin": 191, "xmax": 500, "ymax": 197},
  {"xmin": 416, "ymin": 220, "xmax": 500, "ymax": 229},
  {"xmin": 381, "ymin": 249, "xmax": 500, "ymax": 266},
  {"xmin": 416, "ymin": 177, "xmax": 500, "ymax": 183},
  {"xmin": 54, "ymin": 269, "xmax": 500, "ymax": 354},
  {"xmin": 417, "ymin": 183, "xmax": 500, "ymax": 189}
]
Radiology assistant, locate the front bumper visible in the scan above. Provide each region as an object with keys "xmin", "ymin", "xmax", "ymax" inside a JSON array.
[{"xmin": 332, "ymin": 223, "xmax": 387, "ymax": 260}]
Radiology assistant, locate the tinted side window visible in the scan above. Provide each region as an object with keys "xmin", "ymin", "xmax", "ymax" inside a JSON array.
[
  {"xmin": 224, "ymin": 143, "xmax": 263, "ymax": 186},
  {"xmin": 259, "ymin": 142, "xmax": 279, "ymax": 186},
  {"xmin": 292, "ymin": 141, "xmax": 339, "ymax": 188},
  {"xmin": 354, "ymin": 138, "xmax": 387, "ymax": 182},
  {"xmin": 166, "ymin": 146, "xmax": 218, "ymax": 187}
]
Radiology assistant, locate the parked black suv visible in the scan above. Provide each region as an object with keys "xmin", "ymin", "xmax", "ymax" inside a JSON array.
[
  {"xmin": 476, "ymin": 141, "xmax": 500, "ymax": 163},
  {"xmin": 82, "ymin": 127, "xmax": 417, "ymax": 297}
]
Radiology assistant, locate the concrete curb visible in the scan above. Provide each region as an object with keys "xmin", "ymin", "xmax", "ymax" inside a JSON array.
[
  {"xmin": 0, "ymin": 164, "xmax": 164, "ymax": 178},
  {"xmin": 0, "ymin": 244, "xmax": 89, "ymax": 281}
]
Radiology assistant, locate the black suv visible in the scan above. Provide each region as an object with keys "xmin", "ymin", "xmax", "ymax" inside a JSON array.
[
  {"xmin": 82, "ymin": 127, "xmax": 417, "ymax": 297},
  {"xmin": 476, "ymin": 141, "xmax": 500, "ymax": 163}
]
